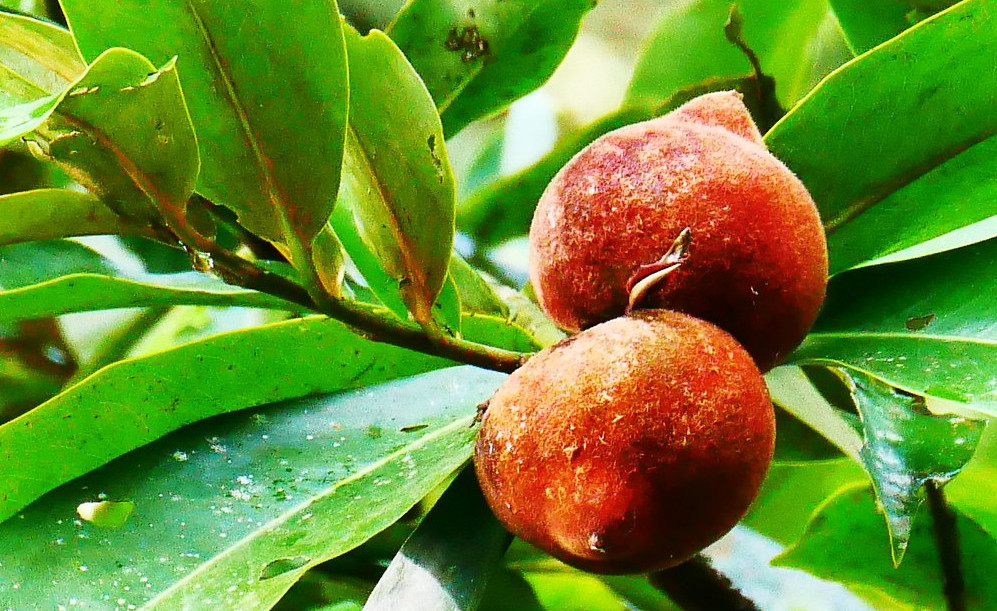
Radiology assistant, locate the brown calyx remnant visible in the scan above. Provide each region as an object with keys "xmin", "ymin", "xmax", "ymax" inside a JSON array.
[
  {"xmin": 528, "ymin": 90, "xmax": 828, "ymax": 371},
  {"xmin": 473, "ymin": 310, "xmax": 775, "ymax": 574}
]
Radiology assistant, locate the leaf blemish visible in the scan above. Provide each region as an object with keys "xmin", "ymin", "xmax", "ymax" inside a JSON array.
[
  {"xmin": 427, "ymin": 135, "xmax": 444, "ymax": 182},
  {"xmin": 259, "ymin": 556, "xmax": 310, "ymax": 580},
  {"xmin": 904, "ymin": 313, "xmax": 935, "ymax": 331},
  {"xmin": 444, "ymin": 25, "xmax": 489, "ymax": 62}
]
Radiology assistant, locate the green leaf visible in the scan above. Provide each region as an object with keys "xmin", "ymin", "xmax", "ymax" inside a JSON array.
[
  {"xmin": 0, "ymin": 315, "xmax": 453, "ymax": 523},
  {"xmin": 627, "ymin": 0, "xmax": 847, "ymax": 109},
  {"xmin": 775, "ymin": 484, "xmax": 997, "ymax": 610},
  {"xmin": 449, "ymin": 253, "xmax": 508, "ymax": 318},
  {"xmin": 948, "ymin": 425, "xmax": 997, "ymax": 539},
  {"xmin": 0, "ymin": 10, "xmax": 82, "ymax": 103},
  {"xmin": 0, "ymin": 239, "xmax": 115, "ymax": 289},
  {"xmin": 28, "ymin": 48, "xmax": 199, "ymax": 227},
  {"xmin": 842, "ymin": 368, "xmax": 983, "ymax": 563},
  {"xmin": 0, "ymin": 188, "xmax": 130, "ymax": 245},
  {"xmin": 829, "ymin": 0, "xmax": 916, "ymax": 53},
  {"xmin": 765, "ymin": 0, "xmax": 997, "ymax": 275},
  {"xmin": 0, "ymin": 90, "xmax": 59, "ymax": 146},
  {"xmin": 338, "ymin": 26, "xmax": 457, "ymax": 332},
  {"xmin": 791, "ymin": 237, "xmax": 997, "ymax": 411},
  {"xmin": 387, "ymin": 0, "xmax": 594, "ymax": 137},
  {"xmin": 744, "ymin": 459, "xmax": 867, "ymax": 545},
  {"xmin": 364, "ymin": 467, "xmax": 510, "ymax": 611},
  {"xmin": 0, "ymin": 270, "xmax": 294, "ymax": 325},
  {"xmin": 60, "ymin": 0, "xmax": 349, "ymax": 267},
  {"xmin": 0, "ymin": 366, "xmax": 506, "ymax": 610}
]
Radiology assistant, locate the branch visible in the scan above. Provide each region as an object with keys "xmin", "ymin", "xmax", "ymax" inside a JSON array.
[
  {"xmin": 649, "ymin": 555, "xmax": 759, "ymax": 611},
  {"xmin": 158, "ymin": 208, "xmax": 529, "ymax": 374},
  {"xmin": 926, "ymin": 480, "xmax": 966, "ymax": 611}
]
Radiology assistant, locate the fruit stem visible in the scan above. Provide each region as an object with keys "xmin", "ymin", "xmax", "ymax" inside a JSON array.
[
  {"xmin": 648, "ymin": 555, "xmax": 759, "ymax": 611},
  {"xmin": 926, "ymin": 480, "xmax": 966, "ymax": 611},
  {"xmin": 626, "ymin": 228, "xmax": 691, "ymax": 313}
]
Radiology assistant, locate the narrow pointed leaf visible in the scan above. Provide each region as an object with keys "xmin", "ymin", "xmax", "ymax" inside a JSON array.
[
  {"xmin": 0, "ymin": 270, "xmax": 293, "ymax": 325},
  {"xmin": 387, "ymin": 0, "xmax": 594, "ymax": 137},
  {"xmin": 0, "ymin": 188, "xmax": 129, "ymax": 245},
  {"xmin": 0, "ymin": 11, "xmax": 82, "ymax": 103},
  {"xmin": 0, "ymin": 316, "xmax": 453, "ymax": 523},
  {"xmin": 0, "ymin": 367, "xmax": 506, "ymax": 610},
  {"xmin": 766, "ymin": 0, "xmax": 997, "ymax": 274},
  {"xmin": 791, "ymin": 237, "xmax": 997, "ymax": 412},
  {"xmin": 843, "ymin": 368, "xmax": 983, "ymax": 563},
  {"xmin": 339, "ymin": 27, "xmax": 456, "ymax": 331},
  {"xmin": 60, "ymin": 0, "xmax": 349, "ymax": 261},
  {"xmin": 775, "ymin": 484, "xmax": 997, "ymax": 610},
  {"xmin": 364, "ymin": 468, "xmax": 510, "ymax": 611},
  {"xmin": 28, "ymin": 48, "xmax": 199, "ymax": 226}
]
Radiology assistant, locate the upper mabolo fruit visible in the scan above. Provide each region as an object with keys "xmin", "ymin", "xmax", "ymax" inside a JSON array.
[{"xmin": 529, "ymin": 91, "xmax": 828, "ymax": 371}]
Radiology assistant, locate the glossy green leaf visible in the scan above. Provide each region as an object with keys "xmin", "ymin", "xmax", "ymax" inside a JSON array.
[
  {"xmin": 0, "ymin": 90, "xmax": 58, "ymax": 146},
  {"xmin": 0, "ymin": 188, "xmax": 129, "ymax": 245},
  {"xmin": 364, "ymin": 467, "xmax": 509, "ymax": 611},
  {"xmin": 766, "ymin": 0, "xmax": 997, "ymax": 275},
  {"xmin": 0, "ymin": 10, "xmax": 82, "ymax": 103},
  {"xmin": 744, "ymin": 459, "xmax": 867, "ymax": 545},
  {"xmin": 791, "ymin": 237, "xmax": 997, "ymax": 412},
  {"xmin": 0, "ymin": 270, "xmax": 293, "ymax": 325},
  {"xmin": 0, "ymin": 367, "xmax": 506, "ymax": 610},
  {"xmin": 0, "ymin": 239, "xmax": 115, "ymax": 289},
  {"xmin": 0, "ymin": 315, "xmax": 453, "ymax": 523},
  {"xmin": 947, "ymin": 424, "xmax": 997, "ymax": 539},
  {"xmin": 842, "ymin": 368, "xmax": 983, "ymax": 563},
  {"xmin": 829, "ymin": 0, "xmax": 915, "ymax": 53},
  {"xmin": 449, "ymin": 253, "xmax": 507, "ymax": 318},
  {"xmin": 61, "ymin": 0, "xmax": 348, "ymax": 266},
  {"xmin": 28, "ymin": 48, "xmax": 199, "ymax": 226},
  {"xmin": 387, "ymin": 0, "xmax": 594, "ymax": 137},
  {"xmin": 775, "ymin": 484, "xmax": 997, "ymax": 610},
  {"xmin": 627, "ymin": 0, "xmax": 848, "ymax": 109},
  {"xmin": 338, "ymin": 26, "xmax": 457, "ymax": 332}
]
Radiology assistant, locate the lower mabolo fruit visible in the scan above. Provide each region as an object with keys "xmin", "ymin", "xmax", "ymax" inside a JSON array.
[
  {"xmin": 529, "ymin": 91, "xmax": 828, "ymax": 371},
  {"xmin": 474, "ymin": 310, "xmax": 775, "ymax": 574}
]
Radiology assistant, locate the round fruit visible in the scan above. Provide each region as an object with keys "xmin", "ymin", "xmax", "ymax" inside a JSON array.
[
  {"xmin": 474, "ymin": 309, "xmax": 775, "ymax": 574},
  {"xmin": 529, "ymin": 91, "xmax": 827, "ymax": 371}
]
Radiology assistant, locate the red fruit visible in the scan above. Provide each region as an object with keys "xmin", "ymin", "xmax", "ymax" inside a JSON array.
[
  {"xmin": 474, "ymin": 310, "xmax": 775, "ymax": 574},
  {"xmin": 529, "ymin": 91, "xmax": 827, "ymax": 371}
]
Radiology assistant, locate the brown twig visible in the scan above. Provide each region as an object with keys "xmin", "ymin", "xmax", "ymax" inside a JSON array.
[
  {"xmin": 926, "ymin": 480, "xmax": 966, "ymax": 611},
  {"xmin": 649, "ymin": 555, "xmax": 760, "ymax": 611}
]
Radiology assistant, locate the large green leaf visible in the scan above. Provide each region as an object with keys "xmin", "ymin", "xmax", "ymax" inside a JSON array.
[
  {"xmin": 0, "ymin": 188, "xmax": 128, "ymax": 245},
  {"xmin": 27, "ymin": 48, "xmax": 199, "ymax": 227},
  {"xmin": 766, "ymin": 0, "xmax": 997, "ymax": 275},
  {"xmin": 791, "ymin": 237, "xmax": 997, "ymax": 413},
  {"xmin": 61, "ymin": 0, "xmax": 349, "ymax": 267},
  {"xmin": 775, "ymin": 484, "xmax": 997, "ymax": 610},
  {"xmin": 0, "ymin": 270, "xmax": 293, "ymax": 325},
  {"xmin": 0, "ymin": 367, "xmax": 506, "ymax": 610},
  {"xmin": 0, "ymin": 315, "xmax": 452, "ymax": 523},
  {"xmin": 336, "ymin": 27, "xmax": 457, "ymax": 332},
  {"xmin": 843, "ymin": 368, "xmax": 983, "ymax": 563},
  {"xmin": 364, "ymin": 467, "xmax": 509, "ymax": 611},
  {"xmin": 0, "ymin": 10, "xmax": 82, "ymax": 104},
  {"xmin": 0, "ymin": 238, "xmax": 115, "ymax": 289},
  {"xmin": 387, "ymin": 0, "xmax": 593, "ymax": 137},
  {"xmin": 626, "ymin": 0, "xmax": 848, "ymax": 108}
]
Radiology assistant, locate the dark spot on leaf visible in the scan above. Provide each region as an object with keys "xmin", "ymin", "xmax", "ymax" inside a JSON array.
[
  {"xmin": 905, "ymin": 313, "xmax": 935, "ymax": 331},
  {"xmin": 400, "ymin": 423, "xmax": 430, "ymax": 433},
  {"xmin": 444, "ymin": 25, "xmax": 490, "ymax": 62},
  {"xmin": 259, "ymin": 556, "xmax": 310, "ymax": 580},
  {"xmin": 427, "ymin": 134, "xmax": 445, "ymax": 182}
]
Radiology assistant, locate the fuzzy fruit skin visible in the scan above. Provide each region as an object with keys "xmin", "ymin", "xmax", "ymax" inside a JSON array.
[
  {"xmin": 474, "ymin": 309, "xmax": 775, "ymax": 575},
  {"xmin": 529, "ymin": 91, "xmax": 827, "ymax": 371}
]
